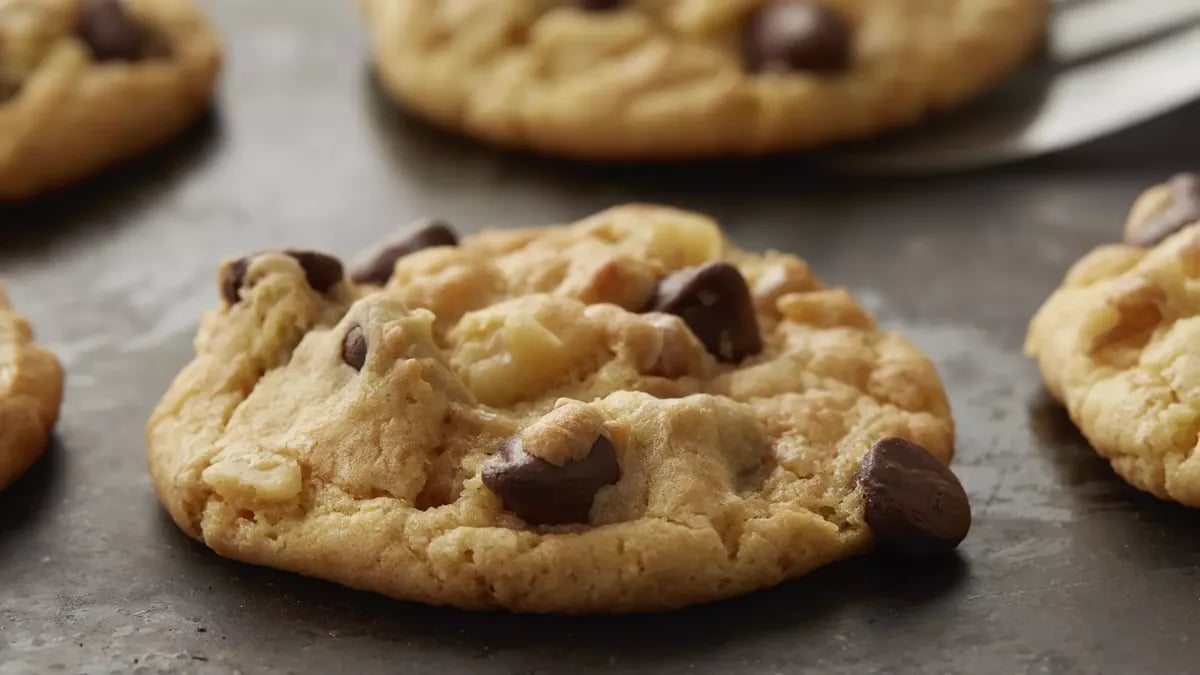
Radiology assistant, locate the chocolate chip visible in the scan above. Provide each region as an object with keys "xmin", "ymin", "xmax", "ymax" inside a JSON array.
[
  {"xmin": 78, "ymin": 0, "xmax": 150, "ymax": 62},
  {"xmin": 219, "ymin": 250, "xmax": 343, "ymax": 304},
  {"xmin": 1126, "ymin": 173, "xmax": 1200, "ymax": 247},
  {"xmin": 481, "ymin": 434, "xmax": 620, "ymax": 526},
  {"xmin": 646, "ymin": 262, "xmax": 762, "ymax": 363},
  {"xmin": 742, "ymin": 0, "xmax": 853, "ymax": 73},
  {"xmin": 575, "ymin": 0, "xmax": 623, "ymax": 9},
  {"xmin": 349, "ymin": 219, "xmax": 459, "ymax": 285},
  {"xmin": 342, "ymin": 325, "xmax": 367, "ymax": 370},
  {"xmin": 219, "ymin": 257, "xmax": 250, "ymax": 305},
  {"xmin": 285, "ymin": 250, "xmax": 344, "ymax": 294},
  {"xmin": 855, "ymin": 437, "xmax": 971, "ymax": 557}
]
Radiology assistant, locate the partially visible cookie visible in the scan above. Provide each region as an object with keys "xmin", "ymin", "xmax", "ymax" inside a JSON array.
[
  {"xmin": 0, "ymin": 0, "xmax": 221, "ymax": 201},
  {"xmin": 148, "ymin": 205, "xmax": 968, "ymax": 613},
  {"xmin": 361, "ymin": 0, "xmax": 1047, "ymax": 159},
  {"xmin": 1027, "ymin": 173, "xmax": 1200, "ymax": 506},
  {"xmin": 0, "ymin": 283, "xmax": 63, "ymax": 491}
]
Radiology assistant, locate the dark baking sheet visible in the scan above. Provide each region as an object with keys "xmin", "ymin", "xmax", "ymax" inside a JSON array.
[{"xmin": 4, "ymin": 1, "xmax": 1200, "ymax": 673}]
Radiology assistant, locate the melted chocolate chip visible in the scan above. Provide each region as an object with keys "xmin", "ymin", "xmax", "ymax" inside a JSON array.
[
  {"xmin": 646, "ymin": 262, "xmax": 762, "ymax": 363},
  {"xmin": 481, "ymin": 434, "xmax": 620, "ymax": 526},
  {"xmin": 342, "ymin": 324, "xmax": 367, "ymax": 370},
  {"xmin": 855, "ymin": 437, "xmax": 971, "ymax": 557},
  {"xmin": 285, "ymin": 250, "xmax": 344, "ymax": 294},
  {"xmin": 349, "ymin": 219, "xmax": 459, "ymax": 285},
  {"xmin": 1126, "ymin": 173, "xmax": 1200, "ymax": 247},
  {"xmin": 78, "ymin": 0, "xmax": 150, "ymax": 62},
  {"xmin": 219, "ymin": 250, "xmax": 344, "ymax": 304},
  {"xmin": 576, "ymin": 0, "xmax": 622, "ymax": 9},
  {"xmin": 742, "ymin": 0, "xmax": 853, "ymax": 73}
]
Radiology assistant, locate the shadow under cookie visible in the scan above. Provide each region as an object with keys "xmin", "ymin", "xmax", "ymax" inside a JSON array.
[
  {"xmin": 0, "ymin": 438, "xmax": 63, "ymax": 565},
  {"xmin": 0, "ymin": 108, "xmax": 222, "ymax": 261}
]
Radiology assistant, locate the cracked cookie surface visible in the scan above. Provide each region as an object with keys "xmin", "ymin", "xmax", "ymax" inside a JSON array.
[
  {"xmin": 148, "ymin": 205, "xmax": 964, "ymax": 613},
  {"xmin": 1027, "ymin": 174, "xmax": 1200, "ymax": 507},
  {"xmin": 360, "ymin": 0, "xmax": 1046, "ymax": 159},
  {"xmin": 1, "ymin": 283, "xmax": 63, "ymax": 491},
  {"xmin": 0, "ymin": 0, "xmax": 220, "ymax": 201}
]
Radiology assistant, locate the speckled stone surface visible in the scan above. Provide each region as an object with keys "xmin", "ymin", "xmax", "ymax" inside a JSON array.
[{"xmin": 2, "ymin": 1, "xmax": 1199, "ymax": 672}]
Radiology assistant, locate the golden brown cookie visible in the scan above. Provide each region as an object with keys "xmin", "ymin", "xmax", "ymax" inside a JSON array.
[
  {"xmin": 0, "ymin": 0, "xmax": 221, "ymax": 201},
  {"xmin": 148, "ymin": 205, "xmax": 968, "ymax": 613},
  {"xmin": 361, "ymin": 0, "xmax": 1047, "ymax": 159},
  {"xmin": 0, "ymin": 283, "xmax": 63, "ymax": 491},
  {"xmin": 1027, "ymin": 173, "xmax": 1200, "ymax": 506}
]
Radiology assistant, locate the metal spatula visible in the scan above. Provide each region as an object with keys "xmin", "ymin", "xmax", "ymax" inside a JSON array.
[{"xmin": 827, "ymin": 0, "xmax": 1200, "ymax": 174}]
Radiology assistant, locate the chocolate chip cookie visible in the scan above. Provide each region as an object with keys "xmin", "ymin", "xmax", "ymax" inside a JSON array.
[
  {"xmin": 1027, "ymin": 174, "xmax": 1200, "ymax": 507},
  {"xmin": 148, "ymin": 205, "xmax": 968, "ymax": 613},
  {"xmin": 1, "ymin": 283, "xmax": 63, "ymax": 491},
  {"xmin": 0, "ymin": 0, "xmax": 221, "ymax": 201},
  {"xmin": 360, "ymin": 0, "xmax": 1047, "ymax": 159}
]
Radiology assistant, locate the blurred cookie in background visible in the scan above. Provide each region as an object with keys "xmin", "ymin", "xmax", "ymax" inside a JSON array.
[
  {"xmin": 360, "ymin": 0, "xmax": 1047, "ymax": 160},
  {"xmin": 0, "ymin": 282, "xmax": 62, "ymax": 491},
  {"xmin": 0, "ymin": 0, "xmax": 220, "ymax": 201}
]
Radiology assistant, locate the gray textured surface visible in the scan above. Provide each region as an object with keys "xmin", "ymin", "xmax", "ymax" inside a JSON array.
[{"xmin": 3, "ymin": 2, "xmax": 1200, "ymax": 673}]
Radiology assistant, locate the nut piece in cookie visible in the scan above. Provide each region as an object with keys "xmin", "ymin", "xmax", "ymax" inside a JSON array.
[{"xmin": 855, "ymin": 437, "xmax": 971, "ymax": 556}]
